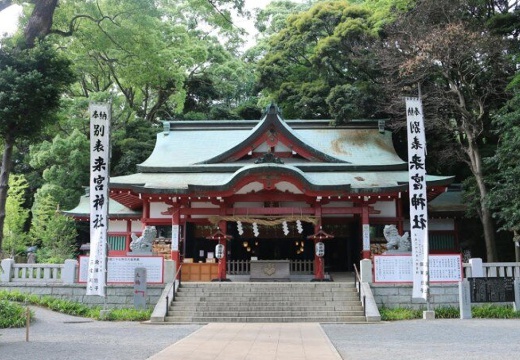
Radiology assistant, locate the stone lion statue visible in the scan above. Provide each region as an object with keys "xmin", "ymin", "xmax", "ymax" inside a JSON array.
[
  {"xmin": 130, "ymin": 226, "xmax": 157, "ymax": 252},
  {"xmin": 383, "ymin": 225, "xmax": 411, "ymax": 252}
]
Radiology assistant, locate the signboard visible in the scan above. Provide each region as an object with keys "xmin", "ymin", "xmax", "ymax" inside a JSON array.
[
  {"xmin": 374, "ymin": 254, "xmax": 462, "ymax": 283},
  {"xmin": 406, "ymin": 97, "xmax": 429, "ymax": 300},
  {"xmin": 172, "ymin": 224, "xmax": 180, "ymax": 251},
  {"xmin": 469, "ymin": 277, "xmax": 515, "ymax": 303},
  {"xmin": 79, "ymin": 256, "xmax": 164, "ymax": 284},
  {"xmin": 133, "ymin": 268, "xmax": 147, "ymax": 309},
  {"xmin": 86, "ymin": 102, "xmax": 111, "ymax": 297}
]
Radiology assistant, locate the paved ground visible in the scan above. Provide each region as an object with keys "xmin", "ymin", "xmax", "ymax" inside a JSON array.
[{"xmin": 2, "ymin": 307, "xmax": 520, "ymax": 359}]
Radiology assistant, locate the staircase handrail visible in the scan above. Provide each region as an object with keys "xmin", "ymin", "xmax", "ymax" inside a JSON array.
[{"xmin": 150, "ymin": 263, "xmax": 182, "ymax": 323}]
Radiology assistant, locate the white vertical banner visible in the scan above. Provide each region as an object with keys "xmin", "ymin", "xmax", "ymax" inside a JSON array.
[
  {"xmin": 405, "ymin": 97, "xmax": 429, "ymax": 300},
  {"xmin": 362, "ymin": 224, "xmax": 370, "ymax": 252},
  {"xmin": 87, "ymin": 102, "xmax": 111, "ymax": 297},
  {"xmin": 171, "ymin": 224, "xmax": 179, "ymax": 251}
]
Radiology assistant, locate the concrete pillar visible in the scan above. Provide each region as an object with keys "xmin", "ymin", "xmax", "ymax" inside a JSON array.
[
  {"xmin": 0, "ymin": 258, "xmax": 14, "ymax": 282},
  {"xmin": 164, "ymin": 260, "xmax": 175, "ymax": 283},
  {"xmin": 360, "ymin": 259, "xmax": 373, "ymax": 283},
  {"xmin": 62, "ymin": 259, "xmax": 78, "ymax": 284},
  {"xmin": 469, "ymin": 258, "xmax": 484, "ymax": 277},
  {"xmin": 459, "ymin": 279, "xmax": 472, "ymax": 319}
]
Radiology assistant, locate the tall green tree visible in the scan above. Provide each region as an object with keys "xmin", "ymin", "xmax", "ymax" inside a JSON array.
[
  {"xmin": 29, "ymin": 129, "xmax": 89, "ymax": 210},
  {"xmin": 374, "ymin": 0, "xmax": 516, "ymax": 261},
  {"xmin": 30, "ymin": 194, "xmax": 77, "ymax": 263},
  {"xmin": 255, "ymin": 1, "xmax": 390, "ymax": 120},
  {"xmin": 2, "ymin": 174, "xmax": 30, "ymax": 257},
  {"xmin": 0, "ymin": 43, "xmax": 74, "ymax": 256}
]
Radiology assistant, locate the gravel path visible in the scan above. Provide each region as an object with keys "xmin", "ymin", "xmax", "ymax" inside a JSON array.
[
  {"xmin": 323, "ymin": 319, "xmax": 520, "ymax": 360},
  {"xmin": 0, "ymin": 306, "xmax": 200, "ymax": 360},
  {"xmin": 3, "ymin": 307, "xmax": 520, "ymax": 360}
]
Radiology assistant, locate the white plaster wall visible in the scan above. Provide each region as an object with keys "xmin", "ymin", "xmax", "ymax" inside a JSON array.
[
  {"xmin": 150, "ymin": 202, "xmax": 171, "ymax": 218},
  {"xmin": 131, "ymin": 220, "xmax": 143, "ymax": 232},
  {"xmin": 404, "ymin": 218, "xmax": 455, "ymax": 231},
  {"xmin": 108, "ymin": 221, "xmax": 126, "ymax": 232},
  {"xmin": 371, "ymin": 200, "xmax": 396, "ymax": 218},
  {"xmin": 236, "ymin": 182, "xmax": 263, "ymax": 194},
  {"xmin": 189, "ymin": 201, "xmax": 220, "ymax": 219},
  {"xmin": 275, "ymin": 181, "xmax": 302, "ymax": 194}
]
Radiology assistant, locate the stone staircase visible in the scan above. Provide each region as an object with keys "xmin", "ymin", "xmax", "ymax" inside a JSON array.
[{"xmin": 165, "ymin": 281, "xmax": 366, "ymax": 323}]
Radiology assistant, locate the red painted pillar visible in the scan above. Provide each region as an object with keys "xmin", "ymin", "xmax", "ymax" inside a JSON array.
[
  {"xmin": 314, "ymin": 239, "xmax": 325, "ymax": 281},
  {"xmin": 362, "ymin": 204, "xmax": 371, "ymax": 259},
  {"xmin": 217, "ymin": 221, "xmax": 227, "ymax": 281},
  {"xmin": 313, "ymin": 205, "xmax": 324, "ymax": 281},
  {"xmin": 170, "ymin": 205, "xmax": 181, "ymax": 277}
]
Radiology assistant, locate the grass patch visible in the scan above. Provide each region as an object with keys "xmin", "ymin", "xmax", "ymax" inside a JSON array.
[
  {"xmin": 380, "ymin": 304, "xmax": 520, "ymax": 320},
  {"xmin": 0, "ymin": 290, "xmax": 152, "ymax": 326},
  {"xmin": 0, "ymin": 300, "xmax": 32, "ymax": 328}
]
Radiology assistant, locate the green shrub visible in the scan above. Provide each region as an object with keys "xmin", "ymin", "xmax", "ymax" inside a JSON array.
[
  {"xmin": 379, "ymin": 306, "xmax": 422, "ymax": 320},
  {"xmin": 379, "ymin": 304, "xmax": 520, "ymax": 320},
  {"xmin": 433, "ymin": 306, "xmax": 459, "ymax": 319},
  {"xmin": 472, "ymin": 304, "xmax": 520, "ymax": 319},
  {"xmin": 103, "ymin": 308, "xmax": 153, "ymax": 321},
  {"xmin": 0, "ymin": 300, "xmax": 32, "ymax": 328},
  {"xmin": 0, "ymin": 290, "xmax": 151, "ymax": 321}
]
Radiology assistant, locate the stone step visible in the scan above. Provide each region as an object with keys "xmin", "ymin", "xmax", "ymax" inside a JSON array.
[
  {"xmin": 162, "ymin": 281, "xmax": 365, "ymax": 324},
  {"xmin": 173, "ymin": 296, "xmax": 360, "ymax": 302},
  {"xmin": 176, "ymin": 288, "xmax": 357, "ymax": 293},
  {"xmin": 164, "ymin": 315, "xmax": 366, "ymax": 323},
  {"xmin": 167, "ymin": 310, "xmax": 365, "ymax": 317},
  {"xmin": 178, "ymin": 284, "xmax": 356, "ymax": 289},
  {"xmin": 170, "ymin": 304, "xmax": 363, "ymax": 311}
]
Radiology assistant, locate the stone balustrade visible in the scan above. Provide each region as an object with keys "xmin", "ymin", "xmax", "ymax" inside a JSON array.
[{"xmin": 1, "ymin": 259, "xmax": 77, "ymax": 284}]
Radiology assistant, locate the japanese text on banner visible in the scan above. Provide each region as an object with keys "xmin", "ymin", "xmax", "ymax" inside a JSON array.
[
  {"xmin": 406, "ymin": 97, "xmax": 429, "ymax": 300},
  {"xmin": 87, "ymin": 103, "xmax": 111, "ymax": 296}
]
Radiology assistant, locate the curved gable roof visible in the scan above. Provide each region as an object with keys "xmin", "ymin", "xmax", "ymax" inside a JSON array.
[{"xmin": 198, "ymin": 104, "xmax": 346, "ymax": 164}]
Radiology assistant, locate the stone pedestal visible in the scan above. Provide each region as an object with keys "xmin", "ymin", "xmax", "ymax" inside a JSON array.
[{"xmin": 250, "ymin": 260, "xmax": 290, "ymax": 281}]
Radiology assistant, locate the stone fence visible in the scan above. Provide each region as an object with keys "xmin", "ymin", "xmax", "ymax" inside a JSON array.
[
  {"xmin": 0, "ymin": 258, "xmax": 173, "ymax": 309},
  {"xmin": 362, "ymin": 258, "xmax": 520, "ymax": 309}
]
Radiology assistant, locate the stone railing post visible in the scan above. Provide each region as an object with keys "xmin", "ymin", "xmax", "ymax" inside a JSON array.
[
  {"xmin": 62, "ymin": 259, "xmax": 78, "ymax": 284},
  {"xmin": 163, "ymin": 260, "xmax": 175, "ymax": 283},
  {"xmin": 469, "ymin": 258, "xmax": 484, "ymax": 277},
  {"xmin": 1, "ymin": 258, "xmax": 15, "ymax": 282},
  {"xmin": 360, "ymin": 259, "xmax": 373, "ymax": 283}
]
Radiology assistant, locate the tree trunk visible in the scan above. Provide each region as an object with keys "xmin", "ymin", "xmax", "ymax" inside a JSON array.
[
  {"xmin": 466, "ymin": 133, "xmax": 498, "ymax": 262},
  {"xmin": 24, "ymin": 0, "xmax": 58, "ymax": 47},
  {"xmin": 0, "ymin": 134, "xmax": 14, "ymax": 257}
]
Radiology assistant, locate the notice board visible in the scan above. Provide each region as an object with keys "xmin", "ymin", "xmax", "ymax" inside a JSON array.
[
  {"xmin": 374, "ymin": 254, "xmax": 462, "ymax": 283},
  {"xmin": 79, "ymin": 256, "xmax": 164, "ymax": 284}
]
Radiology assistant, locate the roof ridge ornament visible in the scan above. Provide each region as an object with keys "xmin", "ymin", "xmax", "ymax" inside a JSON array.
[
  {"xmin": 265, "ymin": 102, "xmax": 282, "ymax": 116},
  {"xmin": 254, "ymin": 151, "xmax": 284, "ymax": 164}
]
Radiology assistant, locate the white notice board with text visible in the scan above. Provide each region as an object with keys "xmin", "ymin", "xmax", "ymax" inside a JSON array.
[
  {"xmin": 373, "ymin": 254, "xmax": 462, "ymax": 283},
  {"xmin": 79, "ymin": 256, "xmax": 164, "ymax": 284}
]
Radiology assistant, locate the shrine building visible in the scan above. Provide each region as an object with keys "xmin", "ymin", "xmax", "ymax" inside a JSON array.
[{"xmin": 67, "ymin": 104, "xmax": 457, "ymax": 281}]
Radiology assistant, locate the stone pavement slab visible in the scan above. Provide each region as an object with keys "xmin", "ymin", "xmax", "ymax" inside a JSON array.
[{"xmin": 148, "ymin": 323, "xmax": 342, "ymax": 360}]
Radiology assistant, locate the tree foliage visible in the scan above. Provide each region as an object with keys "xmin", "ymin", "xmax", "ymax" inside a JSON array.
[
  {"xmin": 30, "ymin": 194, "xmax": 78, "ymax": 263},
  {"xmin": 373, "ymin": 0, "xmax": 516, "ymax": 261},
  {"xmin": 2, "ymin": 174, "xmax": 30, "ymax": 257},
  {"xmin": 0, "ymin": 42, "xmax": 75, "ymax": 255}
]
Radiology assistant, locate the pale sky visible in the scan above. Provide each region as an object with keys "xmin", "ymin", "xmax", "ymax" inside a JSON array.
[
  {"xmin": 0, "ymin": 4, "xmax": 22, "ymax": 36},
  {"xmin": 0, "ymin": 1, "xmax": 274, "ymax": 37}
]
